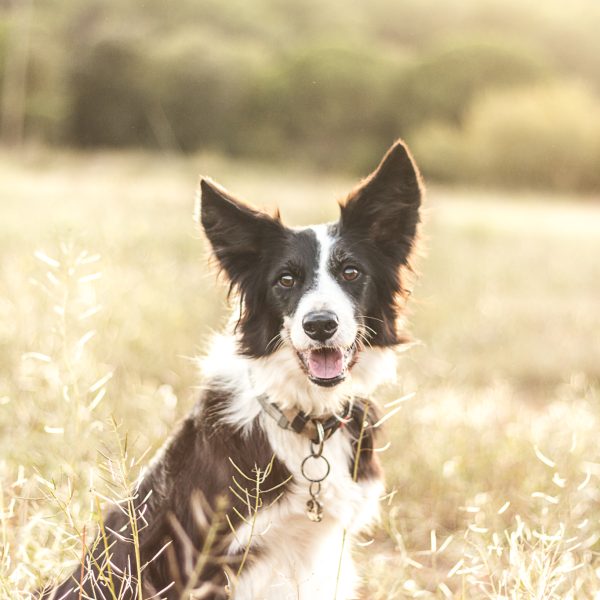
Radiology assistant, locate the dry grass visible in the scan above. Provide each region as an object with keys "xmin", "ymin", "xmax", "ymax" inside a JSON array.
[{"xmin": 1, "ymin": 148, "xmax": 600, "ymax": 598}]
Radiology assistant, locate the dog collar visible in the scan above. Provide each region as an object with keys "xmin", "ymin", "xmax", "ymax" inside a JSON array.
[{"xmin": 256, "ymin": 393, "xmax": 351, "ymax": 443}]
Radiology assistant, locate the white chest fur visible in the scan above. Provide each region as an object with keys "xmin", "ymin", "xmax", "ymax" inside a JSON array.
[
  {"xmin": 200, "ymin": 334, "xmax": 393, "ymax": 599},
  {"xmin": 228, "ymin": 417, "xmax": 384, "ymax": 600}
]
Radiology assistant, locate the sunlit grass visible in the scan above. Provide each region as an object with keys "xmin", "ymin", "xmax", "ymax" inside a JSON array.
[{"xmin": 1, "ymin": 150, "xmax": 599, "ymax": 598}]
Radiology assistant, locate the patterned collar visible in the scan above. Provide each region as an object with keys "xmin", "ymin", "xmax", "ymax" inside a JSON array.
[{"xmin": 256, "ymin": 393, "xmax": 352, "ymax": 443}]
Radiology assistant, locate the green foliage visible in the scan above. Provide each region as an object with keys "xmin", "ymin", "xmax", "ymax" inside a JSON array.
[
  {"xmin": 65, "ymin": 33, "xmax": 153, "ymax": 147},
  {"xmin": 1, "ymin": 0, "xmax": 600, "ymax": 189},
  {"xmin": 0, "ymin": 20, "xmax": 7, "ymax": 73},
  {"xmin": 414, "ymin": 82, "xmax": 600, "ymax": 191},
  {"xmin": 408, "ymin": 120, "xmax": 467, "ymax": 183},
  {"xmin": 392, "ymin": 37, "xmax": 549, "ymax": 130},
  {"xmin": 236, "ymin": 42, "xmax": 405, "ymax": 169},
  {"xmin": 147, "ymin": 32, "xmax": 267, "ymax": 152},
  {"xmin": 26, "ymin": 20, "xmax": 70, "ymax": 143}
]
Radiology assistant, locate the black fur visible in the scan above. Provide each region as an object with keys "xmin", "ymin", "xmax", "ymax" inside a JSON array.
[{"xmin": 338, "ymin": 141, "xmax": 422, "ymax": 346}]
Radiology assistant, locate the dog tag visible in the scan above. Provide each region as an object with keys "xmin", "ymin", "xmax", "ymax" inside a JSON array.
[{"xmin": 306, "ymin": 498, "xmax": 323, "ymax": 522}]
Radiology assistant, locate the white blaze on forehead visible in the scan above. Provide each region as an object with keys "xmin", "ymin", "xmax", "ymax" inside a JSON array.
[{"xmin": 289, "ymin": 224, "xmax": 358, "ymax": 350}]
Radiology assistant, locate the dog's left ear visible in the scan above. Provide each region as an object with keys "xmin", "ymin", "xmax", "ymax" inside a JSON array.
[
  {"xmin": 340, "ymin": 140, "xmax": 422, "ymax": 264},
  {"xmin": 198, "ymin": 178, "xmax": 284, "ymax": 285}
]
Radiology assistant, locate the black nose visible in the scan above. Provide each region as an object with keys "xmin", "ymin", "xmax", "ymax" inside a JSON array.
[{"xmin": 302, "ymin": 311, "xmax": 339, "ymax": 342}]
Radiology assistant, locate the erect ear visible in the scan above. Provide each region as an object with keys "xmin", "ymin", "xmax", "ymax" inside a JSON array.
[
  {"xmin": 340, "ymin": 140, "xmax": 423, "ymax": 264},
  {"xmin": 198, "ymin": 178, "xmax": 284, "ymax": 286}
]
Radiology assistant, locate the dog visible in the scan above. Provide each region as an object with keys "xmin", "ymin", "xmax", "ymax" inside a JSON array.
[{"xmin": 43, "ymin": 140, "xmax": 422, "ymax": 599}]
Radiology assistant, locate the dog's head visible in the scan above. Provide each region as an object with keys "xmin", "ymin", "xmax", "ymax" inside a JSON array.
[{"xmin": 199, "ymin": 141, "xmax": 422, "ymax": 388}]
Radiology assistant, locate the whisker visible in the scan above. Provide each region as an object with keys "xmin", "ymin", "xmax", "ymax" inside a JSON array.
[
  {"xmin": 356, "ymin": 330, "xmax": 373, "ymax": 350},
  {"xmin": 265, "ymin": 333, "xmax": 283, "ymax": 353},
  {"xmin": 355, "ymin": 314, "xmax": 385, "ymax": 325},
  {"xmin": 362, "ymin": 324, "xmax": 377, "ymax": 337}
]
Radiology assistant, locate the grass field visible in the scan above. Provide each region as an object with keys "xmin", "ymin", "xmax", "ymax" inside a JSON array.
[{"xmin": 1, "ymin": 149, "xmax": 600, "ymax": 598}]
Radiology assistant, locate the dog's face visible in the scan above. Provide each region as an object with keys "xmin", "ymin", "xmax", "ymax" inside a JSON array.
[{"xmin": 200, "ymin": 141, "xmax": 422, "ymax": 387}]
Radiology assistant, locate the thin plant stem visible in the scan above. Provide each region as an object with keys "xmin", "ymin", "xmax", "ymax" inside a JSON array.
[
  {"xmin": 334, "ymin": 400, "xmax": 371, "ymax": 600},
  {"xmin": 180, "ymin": 497, "xmax": 228, "ymax": 598}
]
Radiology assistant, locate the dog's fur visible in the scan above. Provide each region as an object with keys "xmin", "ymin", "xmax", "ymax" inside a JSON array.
[{"xmin": 44, "ymin": 140, "xmax": 422, "ymax": 600}]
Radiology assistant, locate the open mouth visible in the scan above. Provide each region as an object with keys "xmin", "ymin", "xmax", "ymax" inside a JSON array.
[{"xmin": 297, "ymin": 346, "xmax": 355, "ymax": 387}]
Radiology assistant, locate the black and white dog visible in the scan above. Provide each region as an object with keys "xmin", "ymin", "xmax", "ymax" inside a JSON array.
[{"xmin": 45, "ymin": 140, "xmax": 422, "ymax": 599}]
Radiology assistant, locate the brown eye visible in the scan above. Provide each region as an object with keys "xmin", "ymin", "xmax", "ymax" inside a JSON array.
[
  {"xmin": 278, "ymin": 273, "xmax": 295, "ymax": 288},
  {"xmin": 342, "ymin": 266, "xmax": 360, "ymax": 281}
]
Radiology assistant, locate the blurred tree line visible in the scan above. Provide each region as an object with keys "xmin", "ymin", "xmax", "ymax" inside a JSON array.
[{"xmin": 1, "ymin": 0, "xmax": 600, "ymax": 191}]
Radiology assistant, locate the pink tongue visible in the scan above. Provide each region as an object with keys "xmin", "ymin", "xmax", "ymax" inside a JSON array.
[{"xmin": 308, "ymin": 348, "xmax": 344, "ymax": 379}]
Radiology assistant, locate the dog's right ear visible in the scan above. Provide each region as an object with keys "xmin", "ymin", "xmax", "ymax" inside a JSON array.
[{"xmin": 198, "ymin": 178, "xmax": 284, "ymax": 286}]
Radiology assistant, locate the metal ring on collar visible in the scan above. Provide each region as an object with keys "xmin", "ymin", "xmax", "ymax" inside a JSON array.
[
  {"xmin": 309, "ymin": 481, "xmax": 321, "ymax": 498},
  {"xmin": 301, "ymin": 453, "xmax": 331, "ymax": 483}
]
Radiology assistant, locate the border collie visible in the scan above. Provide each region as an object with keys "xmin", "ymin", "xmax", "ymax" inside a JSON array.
[{"xmin": 44, "ymin": 140, "xmax": 422, "ymax": 600}]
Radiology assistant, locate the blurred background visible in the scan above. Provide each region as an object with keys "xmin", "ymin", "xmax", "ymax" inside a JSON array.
[
  {"xmin": 2, "ymin": 0, "xmax": 600, "ymax": 189},
  {"xmin": 1, "ymin": 0, "xmax": 600, "ymax": 598}
]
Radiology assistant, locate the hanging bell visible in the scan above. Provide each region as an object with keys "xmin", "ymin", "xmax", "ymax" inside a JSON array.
[{"xmin": 306, "ymin": 497, "xmax": 323, "ymax": 522}]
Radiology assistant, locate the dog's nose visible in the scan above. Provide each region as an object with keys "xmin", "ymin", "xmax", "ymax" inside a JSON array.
[{"xmin": 302, "ymin": 311, "xmax": 339, "ymax": 342}]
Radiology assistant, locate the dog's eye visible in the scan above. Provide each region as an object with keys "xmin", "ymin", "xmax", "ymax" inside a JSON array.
[
  {"xmin": 342, "ymin": 266, "xmax": 360, "ymax": 281},
  {"xmin": 278, "ymin": 273, "xmax": 295, "ymax": 288}
]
